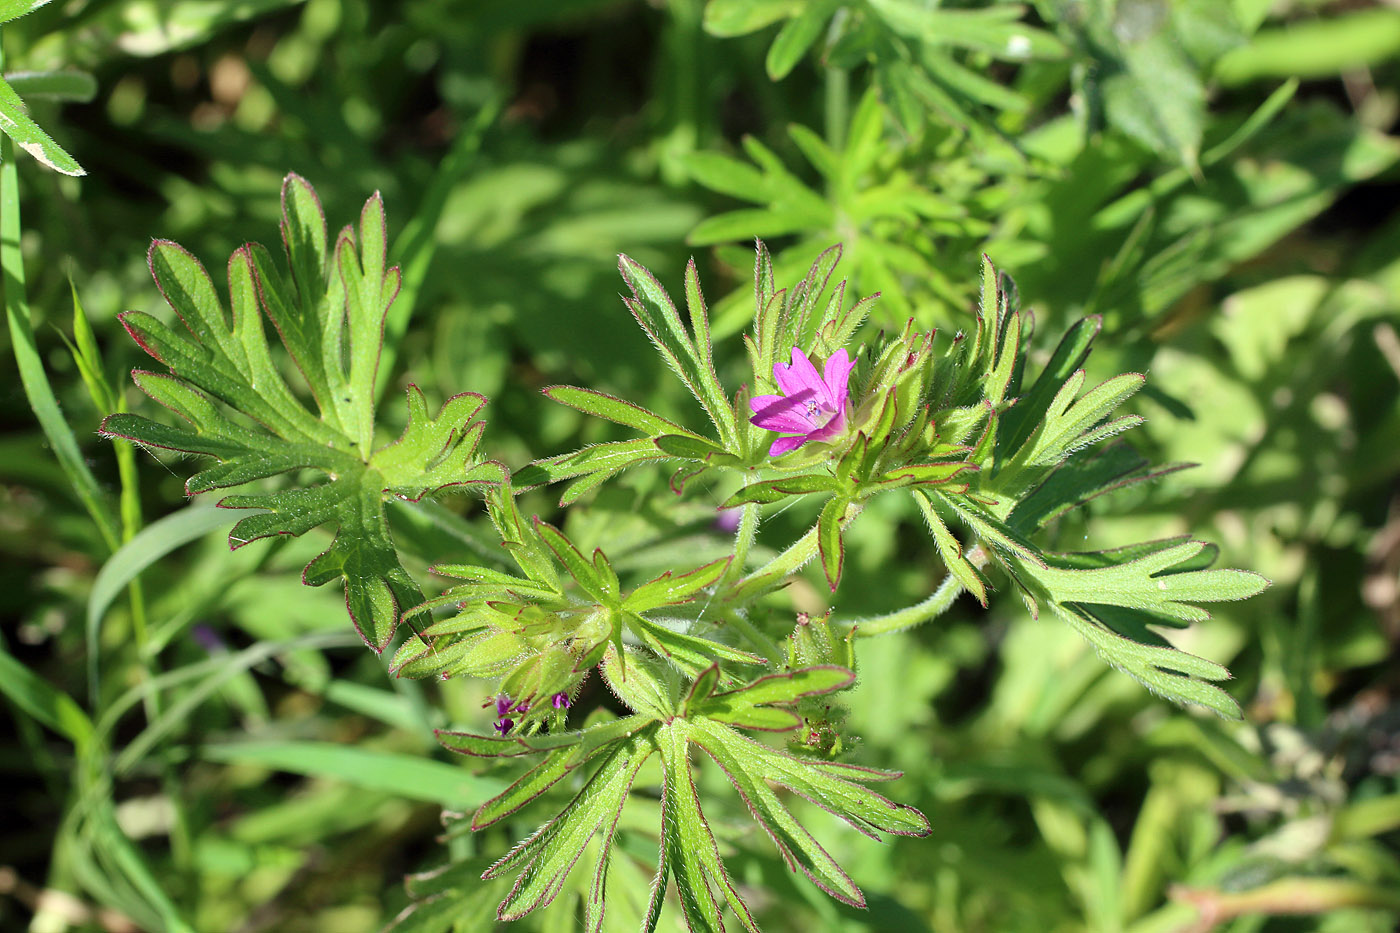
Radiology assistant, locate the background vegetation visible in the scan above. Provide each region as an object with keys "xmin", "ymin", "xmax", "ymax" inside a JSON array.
[{"xmin": 2, "ymin": 0, "xmax": 1398, "ymax": 930}]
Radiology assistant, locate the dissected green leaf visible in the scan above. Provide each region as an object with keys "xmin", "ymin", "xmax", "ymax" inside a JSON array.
[
  {"xmin": 1006, "ymin": 370, "xmax": 1146, "ymax": 470},
  {"xmin": 1053, "ymin": 602, "xmax": 1242, "ymax": 719},
  {"xmin": 1000, "ymin": 540, "xmax": 1269, "ymax": 717},
  {"xmin": 1008, "ymin": 441, "xmax": 1193, "ymax": 532},
  {"xmin": 445, "ymin": 654, "xmax": 927, "ymax": 929},
  {"xmin": 996, "ymin": 316, "xmax": 1100, "ymax": 460},
  {"xmin": 103, "ymin": 175, "xmax": 499, "ymax": 650},
  {"xmin": 534, "ymin": 520, "xmax": 608, "ymax": 603},
  {"xmin": 1020, "ymin": 539, "xmax": 1270, "ymax": 627},
  {"xmin": 384, "ymin": 858, "xmax": 507, "ymax": 933},
  {"xmin": 485, "ymin": 731, "xmax": 655, "ymax": 924},
  {"xmin": 543, "ymin": 385, "xmax": 699, "ymax": 438},
  {"xmin": 619, "ymin": 254, "xmax": 737, "ymax": 447},
  {"xmin": 720, "ymin": 473, "xmax": 838, "ymax": 508},
  {"xmin": 913, "ymin": 489, "xmax": 987, "ymax": 606},
  {"xmin": 1098, "ymin": 17, "xmax": 1205, "ymax": 169},
  {"xmin": 516, "ymin": 438, "xmax": 670, "ymax": 489}
]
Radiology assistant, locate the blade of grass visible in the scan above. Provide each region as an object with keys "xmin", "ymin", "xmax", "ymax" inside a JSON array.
[
  {"xmin": 375, "ymin": 95, "xmax": 501, "ymax": 399},
  {"xmin": 1, "ymin": 126, "xmax": 119, "ymax": 551},
  {"xmin": 0, "ymin": 638, "xmax": 94, "ymax": 749},
  {"xmin": 107, "ymin": 614, "xmax": 341, "ymax": 778},
  {"xmin": 70, "ymin": 281, "xmax": 156, "ymax": 715},
  {"xmin": 322, "ymin": 680, "xmax": 428, "ymax": 734},
  {"xmin": 87, "ymin": 501, "xmax": 257, "ymax": 702},
  {"xmin": 198, "ymin": 742, "xmax": 505, "ymax": 808}
]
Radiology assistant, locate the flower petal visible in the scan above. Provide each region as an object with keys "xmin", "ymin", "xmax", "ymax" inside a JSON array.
[
  {"xmin": 748, "ymin": 394, "xmax": 786, "ymax": 413},
  {"xmin": 822, "ymin": 349, "xmax": 854, "ymax": 412},
  {"xmin": 805, "ymin": 409, "xmax": 846, "ymax": 443},
  {"xmin": 768, "ymin": 434, "xmax": 808, "ymax": 456},
  {"xmin": 774, "ymin": 347, "xmax": 825, "ymax": 401},
  {"xmin": 750, "ymin": 390, "xmax": 819, "ymax": 433},
  {"xmin": 752, "ymin": 410, "xmax": 820, "ymax": 433}
]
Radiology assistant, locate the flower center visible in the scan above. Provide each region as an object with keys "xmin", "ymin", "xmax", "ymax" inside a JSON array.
[{"xmin": 804, "ymin": 397, "xmax": 838, "ymax": 429}]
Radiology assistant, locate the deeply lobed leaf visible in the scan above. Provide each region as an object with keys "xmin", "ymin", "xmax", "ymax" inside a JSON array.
[
  {"xmin": 103, "ymin": 174, "xmax": 498, "ymax": 650},
  {"xmin": 440, "ymin": 652, "xmax": 928, "ymax": 929}
]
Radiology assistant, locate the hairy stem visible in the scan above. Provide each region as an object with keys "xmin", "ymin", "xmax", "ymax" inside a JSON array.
[
  {"xmin": 849, "ymin": 572, "xmax": 964, "ymax": 637},
  {"xmin": 723, "ymin": 501, "xmax": 864, "ymax": 606},
  {"xmin": 717, "ymin": 502, "xmax": 761, "ymax": 591}
]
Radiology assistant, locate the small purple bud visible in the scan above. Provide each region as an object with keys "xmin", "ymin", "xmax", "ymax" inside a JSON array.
[
  {"xmin": 552, "ymin": 692, "xmax": 570, "ymax": 710},
  {"xmin": 512, "ymin": 701, "xmax": 530, "ymax": 714},
  {"xmin": 713, "ymin": 508, "xmax": 742, "ymax": 534},
  {"xmin": 494, "ymin": 717, "xmax": 514, "ymax": 735},
  {"xmin": 192, "ymin": 624, "xmax": 226, "ymax": 654}
]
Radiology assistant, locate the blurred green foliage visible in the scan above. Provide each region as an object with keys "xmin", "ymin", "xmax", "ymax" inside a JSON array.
[{"xmin": 1, "ymin": 0, "xmax": 1398, "ymax": 931}]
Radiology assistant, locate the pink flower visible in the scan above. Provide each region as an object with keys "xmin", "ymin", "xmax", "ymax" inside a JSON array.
[{"xmin": 749, "ymin": 348, "xmax": 854, "ymax": 456}]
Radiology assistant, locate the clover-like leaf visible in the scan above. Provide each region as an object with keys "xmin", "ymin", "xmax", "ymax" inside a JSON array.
[{"xmin": 101, "ymin": 174, "xmax": 501, "ymax": 651}]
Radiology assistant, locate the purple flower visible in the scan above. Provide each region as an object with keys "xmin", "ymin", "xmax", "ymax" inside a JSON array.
[
  {"xmin": 749, "ymin": 347, "xmax": 854, "ymax": 456},
  {"xmin": 552, "ymin": 691, "xmax": 570, "ymax": 710},
  {"xmin": 493, "ymin": 695, "xmax": 513, "ymax": 718},
  {"xmin": 494, "ymin": 717, "xmax": 514, "ymax": 735}
]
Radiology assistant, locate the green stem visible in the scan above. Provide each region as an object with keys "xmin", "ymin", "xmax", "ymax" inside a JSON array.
[
  {"xmin": 724, "ymin": 502, "xmax": 864, "ymax": 606},
  {"xmin": 724, "ymin": 522, "xmax": 820, "ymax": 606},
  {"xmin": 823, "ymin": 15, "xmax": 849, "ymax": 155},
  {"xmin": 717, "ymin": 502, "xmax": 760, "ymax": 590},
  {"xmin": 849, "ymin": 571, "xmax": 964, "ymax": 637},
  {"xmin": 721, "ymin": 608, "xmax": 784, "ymax": 665},
  {"xmin": 1171, "ymin": 877, "xmax": 1400, "ymax": 920},
  {"xmin": 110, "ymin": 394, "xmax": 155, "ymax": 710}
]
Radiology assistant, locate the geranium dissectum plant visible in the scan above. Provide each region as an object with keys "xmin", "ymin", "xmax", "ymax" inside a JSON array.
[{"xmin": 105, "ymin": 177, "xmax": 1268, "ymax": 931}]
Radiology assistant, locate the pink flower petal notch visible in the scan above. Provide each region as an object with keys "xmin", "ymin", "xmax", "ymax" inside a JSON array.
[{"xmin": 749, "ymin": 347, "xmax": 854, "ymax": 457}]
